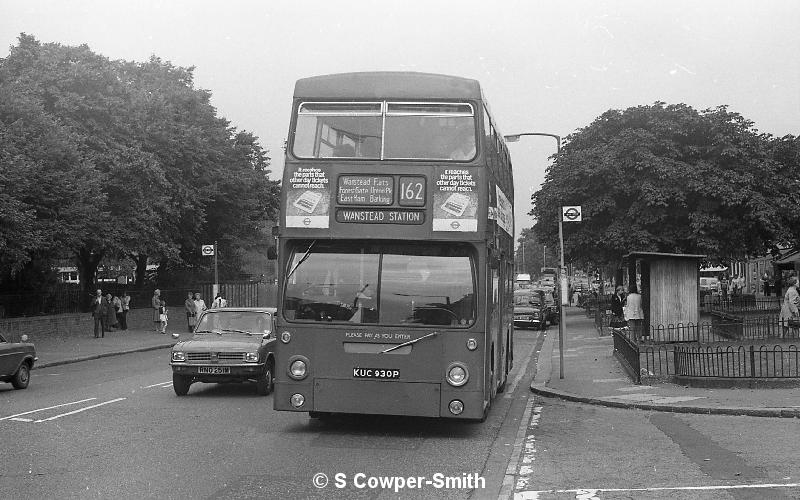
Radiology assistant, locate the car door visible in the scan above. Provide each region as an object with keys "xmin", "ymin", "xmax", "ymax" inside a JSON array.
[{"xmin": 0, "ymin": 334, "xmax": 17, "ymax": 377}]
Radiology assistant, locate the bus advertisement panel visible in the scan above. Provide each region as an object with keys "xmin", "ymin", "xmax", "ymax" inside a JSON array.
[{"xmin": 273, "ymin": 72, "xmax": 514, "ymax": 421}]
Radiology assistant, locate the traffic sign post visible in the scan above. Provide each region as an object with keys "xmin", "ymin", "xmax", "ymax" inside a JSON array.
[
  {"xmin": 202, "ymin": 242, "xmax": 219, "ymax": 298},
  {"xmin": 557, "ymin": 205, "xmax": 581, "ymax": 379}
]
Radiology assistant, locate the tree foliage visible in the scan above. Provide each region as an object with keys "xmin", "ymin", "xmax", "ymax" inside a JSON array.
[
  {"xmin": 0, "ymin": 34, "xmax": 280, "ymax": 296},
  {"xmin": 530, "ymin": 102, "xmax": 797, "ymax": 268}
]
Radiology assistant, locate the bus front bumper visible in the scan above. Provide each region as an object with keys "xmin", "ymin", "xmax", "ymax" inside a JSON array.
[{"xmin": 274, "ymin": 379, "xmax": 485, "ymax": 419}]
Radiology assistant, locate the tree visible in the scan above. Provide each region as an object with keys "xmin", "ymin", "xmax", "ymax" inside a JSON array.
[
  {"xmin": 0, "ymin": 34, "xmax": 281, "ymax": 302},
  {"xmin": 530, "ymin": 102, "xmax": 786, "ymax": 268}
]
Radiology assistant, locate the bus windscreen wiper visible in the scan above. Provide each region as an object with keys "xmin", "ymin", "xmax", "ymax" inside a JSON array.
[
  {"xmin": 285, "ymin": 240, "xmax": 316, "ymax": 282},
  {"xmin": 380, "ymin": 331, "xmax": 439, "ymax": 354}
]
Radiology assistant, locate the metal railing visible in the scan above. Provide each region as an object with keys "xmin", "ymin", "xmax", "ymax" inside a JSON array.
[{"xmin": 674, "ymin": 344, "xmax": 800, "ymax": 378}]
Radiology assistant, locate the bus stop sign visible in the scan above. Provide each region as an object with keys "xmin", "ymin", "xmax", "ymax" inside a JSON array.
[{"xmin": 562, "ymin": 206, "xmax": 582, "ymax": 222}]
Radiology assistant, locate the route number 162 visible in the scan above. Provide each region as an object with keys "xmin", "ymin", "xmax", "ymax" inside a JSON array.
[{"xmin": 399, "ymin": 177, "xmax": 426, "ymax": 207}]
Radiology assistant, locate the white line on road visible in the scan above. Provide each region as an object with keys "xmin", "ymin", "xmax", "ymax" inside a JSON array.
[
  {"xmin": 515, "ymin": 482, "xmax": 800, "ymax": 498},
  {"xmin": 0, "ymin": 398, "xmax": 97, "ymax": 421},
  {"xmin": 34, "ymin": 398, "xmax": 126, "ymax": 422},
  {"xmin": 143, "ymin": 381, "xmax": 173, "ymax": 388},
  {"xmin": 10, "ymin": 417, "xmax": 33, "ymax": 422}
]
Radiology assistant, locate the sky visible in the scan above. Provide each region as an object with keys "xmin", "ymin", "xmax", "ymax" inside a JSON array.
[{"xmin": 2, "ymin": 0, "xmax": 799, "ymax": 240}]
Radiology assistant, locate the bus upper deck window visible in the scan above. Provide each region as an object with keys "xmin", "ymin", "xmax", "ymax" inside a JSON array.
[
  {"xmin": 384, "ymin": 103, "xmax": 476, "ymax": 161},
  {"xmin": 293, "ymin": 102, "xmax": 382, "ymax": 159}
]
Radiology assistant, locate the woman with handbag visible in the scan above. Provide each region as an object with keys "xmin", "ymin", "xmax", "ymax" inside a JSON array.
[{"xmin": 779, "ymin": 276, "xmax": 799, "ymax": 337}]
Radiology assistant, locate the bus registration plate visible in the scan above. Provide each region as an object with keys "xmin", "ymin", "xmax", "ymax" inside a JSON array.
[{"xmin": 353, "ymin": 368, "xmax": 400, "ymax": 379}]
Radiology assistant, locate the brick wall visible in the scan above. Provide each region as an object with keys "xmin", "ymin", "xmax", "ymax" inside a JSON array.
[{"xmin": 0, "ymin": 308, "xmax": 160, "ymax": 342}]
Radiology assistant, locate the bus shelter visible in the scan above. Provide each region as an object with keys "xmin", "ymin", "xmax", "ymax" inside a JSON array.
[{"xmin": 622, "ymin": 252, "xmax": 705, "ymax": 341}]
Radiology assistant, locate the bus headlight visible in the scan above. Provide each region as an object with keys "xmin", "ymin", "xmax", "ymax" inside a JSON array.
[
  {"xmin": 466, "ymin": 338, "xmax": 478, "ymax": 351},
  {"xmin": 446, "ymin": 363, "xmax": 469, "ymax": 387},
  {"xmin": 448, "ymin": 400, "xmax": 464, "ymax": 415},
  {"xmin": 290, "ymin": 393, "xmax": 305, "ymax": 408},
  {"xmin": 288, "ymin": 356, "xmax": 309, "ymax": 380}
]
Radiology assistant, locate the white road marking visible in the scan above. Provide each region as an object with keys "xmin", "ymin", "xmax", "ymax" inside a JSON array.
[
  {"xmin": 143, "ymin": 381, "xmax": 173, "ymax": 388},
  {"xmin": 516, "ymin": 482, "xmax": 800, "ymax": 498},
  {"xmin": 10, "ymin": 417, "xmax": 33, "ymax": 422},
  {"xmin": 0, "ymin": 398, "xmax": 97, "ymax": 421},
  {"xmin": 34, "ymin": 398, "xmax": 126, "ymax": 422},
  {"xmin": 499, "ymin": 397, "xmax": 538, "ymax": 498}
]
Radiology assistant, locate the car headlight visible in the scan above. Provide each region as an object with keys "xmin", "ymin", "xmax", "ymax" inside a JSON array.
[
  {"xmin": 172, "ymin": 351, "xmax": 186, "ymax": 362},
  {"xmin": 288, "ymin": 356, "xmax": 309, "ymax": 380},
  {"xmin": 446, "ymin": 362, "xmax": 469, "ymax": 387},
  {"xmin": 245, "ymin": 352, "xmax": 259, "ymax": 363}
]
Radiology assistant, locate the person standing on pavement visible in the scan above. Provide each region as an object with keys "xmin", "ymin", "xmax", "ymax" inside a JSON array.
[
  {"xmin": 624, "ymin": 285, "xmax": 644, "ymax": 339},
  {"xmin": 112, "ymin": 294, "xmax": 123, "ymax": 330},
  {"xmin": 120, "ymin": 291, "xmax": 130, "ymax": 330},
  {"xmin": 610, "ymin": 286, "xmax": 626, "ymax": 326},
  {"xmin": 90, "ymin": 289, "xmax": 105, "ymax": 338},
  {"xmin": 158, "ymin": 298, "xmax": 168, "ymax": 334},
  {"xmin": 152, "ymin": 289, "xmax": 162, "ymax": 332},
  {"xmin": 193, "ymin": 292, "xmax": 207, "ymax": 319},
  {"xmin": 104, "ymin": 293, "xmax": 118, "ymax": 330},
  {"xmin": 184, "ymin": 292, "xmax": 196, "ymax": 333},
  {"xmin": 779, "ymin": 276, "xmax": 799, "ymax": 337},
  {"xmin": 211, "ymin": 293, "xmax": 227, "ymax": 308}
]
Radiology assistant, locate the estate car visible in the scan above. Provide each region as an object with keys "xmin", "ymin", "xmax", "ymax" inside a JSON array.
[
  {"xmin": 170, "ymin": 307, "xmax": 277, "ymax": 396},
  {"xmin": 513, "ymin": 289, "xmax": 547, "ymax": 330}
]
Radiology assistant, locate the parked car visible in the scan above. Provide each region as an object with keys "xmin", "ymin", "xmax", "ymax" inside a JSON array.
[
  {"xmin": 170, "ymin": 307, "xmax": 277, "ymax": 396},
  {"xmin": 0, "ymin": 333, "xmax": 36, "ymax": 390},
  {"xmin": 513, "ymin": 289, "xmax": 547, "ymax": 330}
]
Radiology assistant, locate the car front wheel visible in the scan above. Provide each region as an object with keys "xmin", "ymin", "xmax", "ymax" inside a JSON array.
[
  {"xmin": 256, "ymin": 363, "xmax": 274, "ymax": 396},
  {"xmin": 173, "ymin": 374, "xmax": 191, "ymax": 396},
  {"xmin": 12, "ymin": 363, "xmax": 30, "ymax": 389}
]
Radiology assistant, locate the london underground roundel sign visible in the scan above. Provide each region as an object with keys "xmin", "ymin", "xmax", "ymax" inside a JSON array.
[
  {"xmin": 201, "ymin": 244, "xmax": 215, "ymax": 256},
  {"xmin": 562, "ymin": 206, "xmax": 582, "ymax": 222}
]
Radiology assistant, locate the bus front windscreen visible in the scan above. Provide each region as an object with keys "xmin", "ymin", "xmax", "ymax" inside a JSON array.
[{"xmin": 283, "ymin": 242, "xmax": 475, "ymax": 327}]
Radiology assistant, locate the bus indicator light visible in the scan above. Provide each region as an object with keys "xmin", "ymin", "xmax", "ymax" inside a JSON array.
[
  {"xmin": 280, "ymin": 331, "xmax": 292, "ymax": 344},
  {"xmin": 290, "ymin": 394, "xmax": 305, "ymax": 408},
  {"xmin": 448, "ymin": 400, "xmax": 464, "ymax": 415},
  {"xmin": 466, "ymin": 338, "xmax": 478, "ymax": 351}
]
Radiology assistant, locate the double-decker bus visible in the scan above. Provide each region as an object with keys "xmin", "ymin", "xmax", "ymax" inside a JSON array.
[{"xmin": 273, "ymin": 72, "xmax": 515, "ymax": 421}]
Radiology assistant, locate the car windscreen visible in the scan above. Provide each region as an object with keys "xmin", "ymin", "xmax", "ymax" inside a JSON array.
[
  {"xmin": 283, "ymin": 241, "xmax": 476, "ymax": 327},
  {"xmin": 195, "ymin": 311, "xmax": 273, "ymax": 334}
]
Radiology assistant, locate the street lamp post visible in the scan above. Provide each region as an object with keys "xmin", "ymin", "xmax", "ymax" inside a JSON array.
[{"xmin": 505, "ymin": 132, "xmax": 567, "ymax": 379}]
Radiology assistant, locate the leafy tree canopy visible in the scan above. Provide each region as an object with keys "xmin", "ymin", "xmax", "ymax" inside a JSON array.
[
  {"xmin": 0, "ymin": 34, "xmax": 280, "ymax": 294},
  {"xmin": 530, "ymin": 102, "xmax": 797, "ymax": 268}
]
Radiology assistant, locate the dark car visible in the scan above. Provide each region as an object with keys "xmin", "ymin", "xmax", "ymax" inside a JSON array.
[
  {"xmin": 0, "ymin": 333, "xmax": 37, "ymax": 390},
  {"xmin": 169, "ymin": 307, "xmax": 277, "ymax": 396},
  {"xmin": 513, "ymin": 290, "xmax": 547, "ymax": 330}
]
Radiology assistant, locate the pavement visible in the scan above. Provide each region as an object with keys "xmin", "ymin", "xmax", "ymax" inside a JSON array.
[
  {"xmin": 531, "ymin": 306, "xmax": 800, "ymax": 418},
  {"xmin": 31, "ymin": 326, "xmax": 179, "ymax": 369}
]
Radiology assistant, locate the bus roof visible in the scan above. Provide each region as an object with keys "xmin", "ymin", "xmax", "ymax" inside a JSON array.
[{"xmin": 294, "ymin": 72, "xmax": 483, "ymax": 100}]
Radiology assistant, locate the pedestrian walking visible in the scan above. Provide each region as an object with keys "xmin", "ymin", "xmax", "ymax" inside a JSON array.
[
  {"xmin": 120, "ymin": 291, "xmax": 130, "ymax": 330},
  {"xmin": 159, "ymin": 298, "xmax": 169, "ymax": 334},
  {"xmin": 90, "ymin": 289, "xmax": 105, "ymax": 338},
  {"xmin": 779, "ymin": 276, "xmax": 800, "ymax": 337},
  {"xmin": 152, "ymin": 289, "xmax": 162, "ymax": 332},
  {"xmin": 184, "ymin": 292, "xmax": 196, "ymax": 332},
  {"xmin": 624, "ymin": 285, "xmax": 644, "ymax": 339}
]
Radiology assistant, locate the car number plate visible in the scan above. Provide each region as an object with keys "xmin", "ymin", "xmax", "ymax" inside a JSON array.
[
  {"xmin": 198, "ymin": 366, "xmax": 230, "ymax": 375},
  {"xmin": 353, "ymin": 367, "xmax": 400, "ymax": 379}
]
